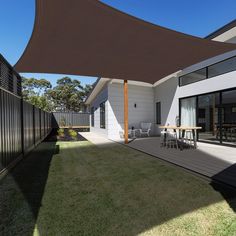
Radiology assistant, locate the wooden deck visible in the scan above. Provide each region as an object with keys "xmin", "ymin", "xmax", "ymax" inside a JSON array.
[{"xmin": 128, "ymin": 137, "xmax": 236, "ymax": 188}]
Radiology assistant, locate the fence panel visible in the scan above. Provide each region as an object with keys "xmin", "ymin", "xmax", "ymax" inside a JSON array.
[
  {"xmin": 34, "ymin": 107, "xmax": 41, "ymax": 142},
  {"xmin": 0, "ymin": 89, "xmax": 22, "ymax": 170},
  {"xmin": 40, "ymin": 110, "xmax": 45, "ymax": 138},
  {"xmin": 52, "ymin": 112, "xmax": 90, "ymax": 128},
  {"xmin": 0, "ymin": 87, "xmax": 52, "ymax": 174},
  {"xmin": 23, "ymin": 101, "xmax": 34, "ymax": 152}
]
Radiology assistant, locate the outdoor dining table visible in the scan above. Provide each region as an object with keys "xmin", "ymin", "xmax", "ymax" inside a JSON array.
[{"xmin": 159, "ymin": 125, "xmax": 202, "ymax": 149}]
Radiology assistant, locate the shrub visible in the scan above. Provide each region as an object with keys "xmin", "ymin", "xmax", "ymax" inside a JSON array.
[
  {"xmin": 68, "ymin": 129, "xmax": 78, "ymax": 140},
  {"xmin": 57, "ymin": 128, "xmax": 65, "ymax": 137}
]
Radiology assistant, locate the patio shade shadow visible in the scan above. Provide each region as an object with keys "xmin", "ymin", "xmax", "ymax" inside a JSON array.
[
  {"xmin": 211, "ymin": 181, "xmax": 236, "ymax": 212},
  {"xmin": 211, "ymin": 164, "xmax": 236, "ymax": 211},
  {"xmin": 0, "ymin": 141, "xmax": 57, "ymax": 236}
]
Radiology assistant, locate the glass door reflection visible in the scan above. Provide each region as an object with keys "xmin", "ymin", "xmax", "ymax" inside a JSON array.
[
  {"xmin": 197, "ymin": 93, "xmax": 221, "ymax": 144},
  {"xmin": 222, "ymin": 90, "xmax": 236, "ymax": 145}
]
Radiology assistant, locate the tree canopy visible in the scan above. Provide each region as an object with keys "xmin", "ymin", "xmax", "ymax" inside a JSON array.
[{"xmin": 22, "ymin": 76, "xmax": 93, "ymax": 112}]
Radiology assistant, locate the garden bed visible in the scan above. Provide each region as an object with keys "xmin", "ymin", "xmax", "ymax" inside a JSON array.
[{"xmin": 45, "ymin": 128, "xmax": 87, "ymax": 142}]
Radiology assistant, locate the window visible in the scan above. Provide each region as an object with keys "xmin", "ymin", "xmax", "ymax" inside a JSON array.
[
  {"xmin": 91, "ymin": 107, "xmax": 94, "ymax": 127},
  {"xmin": 208, "ymin": 56, "xmax": 236, "ymax": 78},
  {"xmin": 156, "ymin": 102, "xmax": 161, "ymax": 124},
  {"xmin": 100, "ymin": 102, "xmax": 105, "ymax": 129},
  {"xmin": 180, "ymin": 89, "xmax": 236, "ymax": 146},
  {"xmin": 179, "ymin": 56, "xmax": 236, "ymax": 87},
  {"xmin": 179, "ymin": 68, "xmax": 207, "ymax": 86}
]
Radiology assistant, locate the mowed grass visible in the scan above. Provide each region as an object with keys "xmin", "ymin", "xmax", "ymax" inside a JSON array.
[{"xmin": 1, "ymin": 141, "xmax": 236, "ymax": 236}]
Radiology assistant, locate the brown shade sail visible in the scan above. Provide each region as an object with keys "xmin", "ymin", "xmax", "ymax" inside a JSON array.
[{"xmin": 15, "ymin": 0, "xmax": 236, "ymax": 84}]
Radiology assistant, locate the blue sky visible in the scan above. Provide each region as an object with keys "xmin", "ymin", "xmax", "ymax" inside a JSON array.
[{"xmin": 0, "ymin": 0, "xmax": 236, "ymax": 86}]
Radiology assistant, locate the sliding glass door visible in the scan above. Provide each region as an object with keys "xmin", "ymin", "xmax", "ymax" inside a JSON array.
[
  {"xmin": 180, "ymin": 97, "xmax": 196, "ymax": 126},
  {"xmin": 221, "ymin": 90, "xmax": 236, "ymax": 145},
  {"xmin": 197, "ymin": 93, "xmax": 220, "ymax": 144},
  {"xmin": 180, "ymin": 88, "xmax": 236, "ymax": 146}
]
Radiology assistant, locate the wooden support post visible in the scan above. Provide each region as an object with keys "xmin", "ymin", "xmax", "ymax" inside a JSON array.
[{"xmin": 124, "ymin": 80, "xmax": 128, "ymax": 144}]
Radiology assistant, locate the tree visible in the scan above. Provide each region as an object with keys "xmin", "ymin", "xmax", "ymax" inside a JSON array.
[
  {"xmin": 80, "ymin": 84, "xmax": 94, "ymax": 111},
  {"xmin": 22, "ymin": 76, "xmax": 94, "ymax": 112},
  {"xmin": 22, "ymin": 77, "xmax": 52, "ymax": 96},
  {"xmin": 48, "ymin": 77, "xmax": 85, "ymax": 112},
  {"xmin": 81, "ymin": 84, "xmax": 93, "ymax": 99},
  {"xmin": 22, "ymin": 77, "xmax": 54, "ymax": 112}
]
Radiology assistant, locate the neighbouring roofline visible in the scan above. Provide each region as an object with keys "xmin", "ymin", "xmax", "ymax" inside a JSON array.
[{"xmin": 205, "ymin": 19, "xmax": 236, "ymax": 39}]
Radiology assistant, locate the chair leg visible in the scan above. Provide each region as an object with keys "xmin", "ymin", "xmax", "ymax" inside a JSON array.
[{"xmin": 176, "ymin": 136, "xmax": 178, "ymax": 150}]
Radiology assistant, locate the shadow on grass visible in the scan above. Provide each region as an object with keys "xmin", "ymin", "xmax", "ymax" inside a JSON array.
[
  {"xmin": 1, "ymin": 140, "xmax": 236, "ymax": 235},
  {"xmin": 211, "ymin": 164, "xmax": 236, "ymax": 211},
  {"xmin": 0, "ymin": 141, "xmax": 58, "ymax": 236},
  {"xmin": 211, "ymin": 181, "xmax": 236, "ymax": 212}
]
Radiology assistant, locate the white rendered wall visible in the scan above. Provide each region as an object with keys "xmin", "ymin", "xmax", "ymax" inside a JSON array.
[
  {"xmin": 154, "ymin": 70, "xmax": 236, "ymax": 135},
  {"xmin": 107, "ymin": 82, "xmax": 154, "ymax": 140},
  {"xmin": 90, "ymin": 85, "xmax": 108, "ymax": 137}
]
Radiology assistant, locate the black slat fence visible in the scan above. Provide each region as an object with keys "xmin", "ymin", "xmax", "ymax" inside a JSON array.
[{"xmin": 0, "ymin": 87, "xmax": 52, "ymax": 174}]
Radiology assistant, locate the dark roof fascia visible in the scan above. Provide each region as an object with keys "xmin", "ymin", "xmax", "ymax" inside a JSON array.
[
  {"xmin": 205, "ymin": 19, "xmax": 236, "ymax": 39},
  {"xmin": 0, "ymin": 53, "xmax": 21, "ymax": 78}
]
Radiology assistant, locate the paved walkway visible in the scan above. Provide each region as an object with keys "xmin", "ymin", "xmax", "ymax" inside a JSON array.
[{"xmin": 79, "ymin": 132, "xmax": 115, "ymax": 146}]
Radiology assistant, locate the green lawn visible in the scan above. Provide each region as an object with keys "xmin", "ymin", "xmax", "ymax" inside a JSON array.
[{"xmin": 1, "ymin": 140, "xmax": 236, "ymax": 236}]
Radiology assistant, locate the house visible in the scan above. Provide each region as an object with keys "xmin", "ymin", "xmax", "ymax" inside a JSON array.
[{"xmin": 85, "ymin": 20, "xmax": 236, "ymax": 146}]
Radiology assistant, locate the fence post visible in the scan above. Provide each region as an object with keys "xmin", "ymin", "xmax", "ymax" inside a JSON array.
[
  {"xmin": 39, "ymin": 109, "xmax": 41, "ymax": 139},
  {"xmin": 33, "ymin": 105, "xmax": 35, "ymax": 146},
  {"xmin": 71, "ymin": 112, "xmax": 73, "ymax": 127},
  {"xmin": 20, "ymin": 98, "xmax": 24, "ymax": 156}
]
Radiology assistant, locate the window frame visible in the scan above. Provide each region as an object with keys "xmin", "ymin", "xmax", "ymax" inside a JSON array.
[
  {"xmin": 100, "ymin": 101, "xmax": 106, "ymax": 129},
  {"xmin": 179, "ymin": 68, "xmax": 207, "ymax": 86},
  {"xmin": 156, "ymin": 102, "xmax": 161, "ymax": 124},
  {"xmin": 179, "ymin": 86, "xmax": 236, "ymax": 146},
  {"xmin": 179, "ymin": 55, "xmax": 236, "ymax": 87},
  {"xmin": 91, "ymin": 107, "xmax": 94, "ymax": 127}
]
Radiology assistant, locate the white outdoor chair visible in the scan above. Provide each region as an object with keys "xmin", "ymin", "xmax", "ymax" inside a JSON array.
[
  {"xmin": 166, "ymin": 130, "xmax": 179, "ymax": 149},
  {"xmin": 119, "ymin": 129, "xmax": 132, "ymax": 139},
  {"xmin": 139, "ymin": 122, "xmax": 152, "ymax": 137}
]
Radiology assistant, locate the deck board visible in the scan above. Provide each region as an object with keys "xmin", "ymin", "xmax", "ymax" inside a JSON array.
[{"xmin": 128, "ymin": 137, "xmax": 236, "ymax": 188}]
